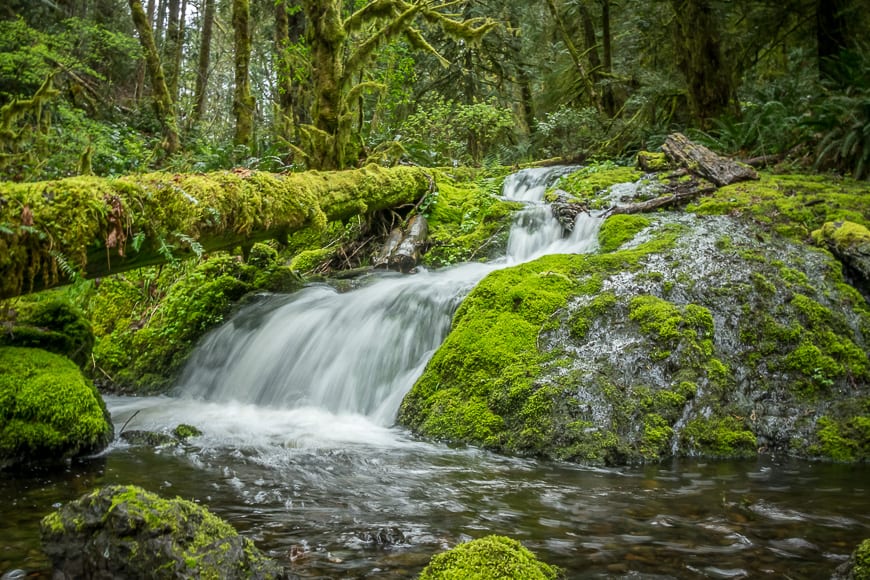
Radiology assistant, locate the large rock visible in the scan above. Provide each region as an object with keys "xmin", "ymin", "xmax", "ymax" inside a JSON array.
[
  {"xmin": 419, "ymin": 535, "xmax": 560, "ymax": 580},
  {"xmin": 399, "ymin": 210, "xmax": 870, "ymax": 464},
  {"xmin": 813, "ymin": 220, "xmax": 870, "ymax": 299},
  {"xmin": 41, "ymin": 485, "xmax": 287, "ymax": 579},
  {"xmin": 0, "ymin": 347, "xmax": 112, "ymax": 470}
]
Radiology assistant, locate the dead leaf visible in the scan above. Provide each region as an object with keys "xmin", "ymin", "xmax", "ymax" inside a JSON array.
[{"xmin": 21, "ymin": 205, "xmax": 33, "ymax": 226}]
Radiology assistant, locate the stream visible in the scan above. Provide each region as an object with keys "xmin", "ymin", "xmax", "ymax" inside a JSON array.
[{"xmin": 2, "ymin": 167, "xmax": 868, "ymax": 578}]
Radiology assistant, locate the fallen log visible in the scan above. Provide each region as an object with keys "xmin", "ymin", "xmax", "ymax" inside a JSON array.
[
  {"xmin": 662, "ymin": 132, "xmax": 758, "ymax": 186},
  {"xmin": 389, "ymin": 214, "xmax": 429, "ymax": 273},
  {"xmin": 605, "ymin": 177, "xmax": 716, "ymax": 216},
  {"xmin": 0, "ymin": 165, "xmax": 431, "ymax": 300},
  {"xmin": 373, "ymin": 227, "xmax": 405, "ymax": 268}
]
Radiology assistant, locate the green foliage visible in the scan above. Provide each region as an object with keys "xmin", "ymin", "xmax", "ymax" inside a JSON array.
[
  {"xmin": 681, "ymin": 417, "xmax": 757, "ymax": 458},
  {"xmin": 0, "ymin": 297, "xmax": 94, "ymax": 367},
  {"xmin": 0, "ymin": 346, "xmax": 112, "ymax": 469},
  {"xmin": 598, "ymin": 215, "xmax": 651, "ymax": 252},
  {"xmin": 399, "ymin": 96, "xmax": 514, "ymax": 165},
  {"xmin": 419, "ymin": 535, "xmax": 560, "ymax": 580}
]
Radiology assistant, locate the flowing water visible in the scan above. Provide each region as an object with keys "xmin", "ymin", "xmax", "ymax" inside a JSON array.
[{"xmin": 2, "ymin": 167, "xmax": 868, "ymax": 578}]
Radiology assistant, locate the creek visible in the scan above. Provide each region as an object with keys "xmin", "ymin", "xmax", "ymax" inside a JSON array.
[{"xmin": 1, "ymin": 167, "xmax": 868, "ymax": 578}]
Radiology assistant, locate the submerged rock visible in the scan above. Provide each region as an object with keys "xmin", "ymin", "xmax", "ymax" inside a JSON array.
[
  {"xmin": 0, "ymin": 347, "xmax": 112, "ymax": 470},
  {"xmin": 41, "ymin": 484, "xmax": 287, "ymax": 579},
  {"xmin": 399, "ymin": 172, "xmax": 870, "ymax": 465},
  {"xmin": 419, "ymin": 535, "xmax": 560, "ymax": 580},
  {"xmin": 832, "ymin": 538, "xmax": 870, "ymax": 579}
]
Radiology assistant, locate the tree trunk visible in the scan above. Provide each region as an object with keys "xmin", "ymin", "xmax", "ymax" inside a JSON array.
[
  {"xmin": 389, "ymin": 215, "xmax": 429, "ymax": 272},
  {"xmin": 192, "ymin": 0, "xmax": 215, "ymax": 126},
  {"xmin": 545, "ymin": 0, "xmax": 600, "ymax": 110},
  {"xmin": 0, "ymin": 166, "xmax": 432, "ymax": 300},
  {"xmin": 128, "ymin": 0, "xmax": 180, "ymax": 154},
  {"xmin": 816, "ymin": 0, "xmax": 850, "ymax": 85},
  {"xmin": 669, "ymin": 0, "xmax": 735, "ymax": 127},
  {"xmin": 600, "ymin": 0, "xmax": 616, "ymax": 116},
  {"xmin": 661, "ymin": 132, "xmax": 757, "ymax": 186},
  {"xmin": 275, "ymin": 0, "xmax": 295, "ymax": 141},
  {"xmin": 163, "ymin": 0, "xmax": 181, "ymax": 100},
  {"xmin": 232, "ymin": 0, "xmax": 254, "ymax": 148}
]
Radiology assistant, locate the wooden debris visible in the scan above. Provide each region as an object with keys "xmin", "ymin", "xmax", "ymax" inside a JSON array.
[{"xmin": 662, "ymin": 132, "xmax": 758, "ymax": 186}]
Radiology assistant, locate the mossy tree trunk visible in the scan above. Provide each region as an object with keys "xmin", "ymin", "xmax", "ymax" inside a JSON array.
[
  {"xmin": 668, "ymin": 0, "xmax": 736, "ymax": 128},
  {"xmin": 0, "ymin": 165, "xmax": 432, "ymax": 300},
  {"xmin": 232, "ymin": 0, "xmax": 254, "ymax": 149},
  {"xmin": 275, "ymin": 0, "xmax": 305, "ymax": 143},
  {"xmin": 295, "ymin": 0, "xmax": 495, "ymax": 170},
  {"xmin": 163, "ymin": 0, "xmax": 182, "ymax": 101},
  {"xmin": 191, "ymin": 0, "xmax": 215, "ymax": 126},
  {"xmin": 127, "ymin": 0, "xmax": 180, "ymax": 154},
  {"xmin": 544, "ymin": 0, "xmax": 600, "ymax": 111}
]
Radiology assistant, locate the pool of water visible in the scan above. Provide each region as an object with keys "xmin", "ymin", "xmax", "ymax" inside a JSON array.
[{"xmin": 2, "ymin": 399, "xmax": 867, "ymax": 579}]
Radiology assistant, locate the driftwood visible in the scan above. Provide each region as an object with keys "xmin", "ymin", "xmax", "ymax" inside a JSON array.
[
  {"xmin": 662, "ymin": 132, "xmax": 758, "ymax": 186},
  {"xmin": 373, "ymin": 227, "xmax": 404, "ymax": 268},
  {"xmin": 389, "ymin": 214, "xmax": 429, "ymax": 273}
]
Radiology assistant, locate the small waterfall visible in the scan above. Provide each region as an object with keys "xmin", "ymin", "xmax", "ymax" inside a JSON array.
[{"xmin": 176, "ymin": 166, "xmax": 599, "ymax": 424}]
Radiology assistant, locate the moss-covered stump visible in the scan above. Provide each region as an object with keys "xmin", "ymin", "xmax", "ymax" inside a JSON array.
[
  {"xmin": 0, "ymin": 164, "xmax": 430, "ymax": 300},
  {"xmin": 419, "ymin": 535, "xmax": 560, "ymax": 580},
  {"xmin": 0, "ymin": 297, "xmax": 94, "ymax": 367},
  {"xmin": 399, "ymin": 211, "xmax": 870, "ymax": 464},
  {"xmin": 0, "ymin": 347, "xmax": 112, "ymax": 469},
  {"xmin": 832, "ymin": 538, "xmax": 870, "ymax": 580},
  {"xmin": 41, "ymin": 485, "xmax": 286, "ymax": 579}
]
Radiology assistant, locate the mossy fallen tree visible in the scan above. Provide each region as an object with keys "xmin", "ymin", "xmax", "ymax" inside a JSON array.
[{"xmin": 0, "ymin": 164, "xmax": 431, "ymax": 300}]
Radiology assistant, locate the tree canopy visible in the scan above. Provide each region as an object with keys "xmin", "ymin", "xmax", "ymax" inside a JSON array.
[{"xmin": 0, "ymin": 0, "xmax": 867, "ymax": 177}]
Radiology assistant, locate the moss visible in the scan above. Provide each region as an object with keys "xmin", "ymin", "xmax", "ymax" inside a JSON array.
[
  {"xmin": 640, "ymin": 414, "xmax": 674, "ymax": 460},
  {"xmin": 628, "ymin": 296, "xmax": 714, "ymax": 366},
  {"xmin": 172, "ymin": 424, "xmax": 202, "ymax": 440},
  {"xmin": 419, "ymin": 535, "xmax": 560, "ymax": 580},
  {"xmin": 569, "ymin": 292, "xmax": 617, "ymax": 340},
  {"xmin": 0, "ymin": 165, "xmax": 431, "ymax": 300},
  {"xmin": 636, "ymin": 151, "xmax": 670, "ymax": 172},
  {"xmin": 422, "ymin": 171, "xmax": 518, "ymax": 268},
  {"xmin": 688, "ymin": 172, "xmax": 870, "ymax": 241},
  {"xmin": 598, "ymin": 215, "xmax": 651, "ymax": 253},
  {"xmin": 0, "ymin": 346, "xmax": 112, "ymax": 469},
  {"xmin": 812, "ymin": 220, "xmax": 870, "ymax": 250},
  {"xmin": 289, "ymin": 247, "xmax": 333, "ymax": 272},
  {"xmin": 814, "ymin": 415, "xmax": 870, "ymax": 462},
  {"xmin": 852, "ymin": 539, "xmax": 870, "ymax": 579},
  {"xmin": 0, "ymin": 297, "xmax": 94, "ymax": 367},
  {"xmin": 41, "ymin": 484, "xmax": 283, "ymax": 578},
  {"xmin": 681, "ymin": 417, "xmax": 757, "ymax": 458},
  {"xmin": 552, "ymin": 165, "xmax": 643, "ymax": 208}
]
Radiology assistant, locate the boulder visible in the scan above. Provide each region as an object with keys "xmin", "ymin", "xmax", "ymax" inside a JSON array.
[
  {"xmin": 419, "ymin": 535, "xmax": 560, "ymax": 580},
  {"xmin": 0, "ymin": 347, "xmax": 112, "ymax": 470},
  {"xmin": 41, "ymin": 484, "xmax": 287, "ymax": 579}
]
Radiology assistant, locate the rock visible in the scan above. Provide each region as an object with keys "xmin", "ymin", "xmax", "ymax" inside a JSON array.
[
  {"xmin": 41, "ymin": 484, "xmax": 288, "ymax": 579},
  {"xmin": 399, "ymin": 211, "xmax": 870, "ymax": 464},
  {"xmin": 0, "ymin": 299, "xmax": 94, "ymax": 367},
  {"xmin": 119, "ymin": 430, "xmax": 178, "ymax": 447},
  {"xmin": 813, "ymin": 221, "xmax": 870, "ymax": 299},
  {"xmin": 661, "ymin": 132, "xmax": 758, "ymax": 186},
  {"xmin": 172, "ymin": 423, "xmax": 203, "ymax": 440},
  {"xmin": 0, "ymin": 347, "xmax": 112, "ymax": 470},
  {"xmin": 636, "ymin": 151, "xmax": 671, "ymax": 172},
  {"xmin": 832, "ymin": 538, "xmax": 870, "ymax": 579},
  {"xmin": 419, "ymin": 535, "xmax": 560, "ymax": 580}
]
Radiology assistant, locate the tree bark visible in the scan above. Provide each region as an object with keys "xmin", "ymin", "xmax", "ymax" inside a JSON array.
[
  {"xmin": 668, "ymin": 0, "xmax": 735, "ymax": 127},
  {"xmin": 192, "ymin": 0, "xmax": 215, "ymax": 126},
  {"xmin": 661, "ymin": 132, "xmax": 758, "ymax": 186},
  {"xmin": 275, "ymin": 0, "xmax": 295, "ymax": 141},
  {"xmin": 816, "ymin": 0, "xmax": 850, "ymax": 85},
  {"xmin": 232, "ymin": 0, "xmax": 254, "ymax": 148},
  {"xmin": 545, "ymin": 0, "xmax": 600, "ymax": 110},
  {"xmin": 389, "ymin": 214, "xmax": 429, "ymax": 272},
  {"xmin": 0, "ymin": 166, "xmax": 432, "ymax": 299},
  {"xmin": 128, "ymin": 0, "xmax": 180, "ymax": 154},
  {"xmin": 163, "ymin": 0, "xmax": 181, "ymax": 100}
]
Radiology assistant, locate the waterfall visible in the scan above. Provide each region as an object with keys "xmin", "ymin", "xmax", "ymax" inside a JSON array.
[{"xmin": 176, "ymin": 166, "xmax": 599, "ymax": 425}]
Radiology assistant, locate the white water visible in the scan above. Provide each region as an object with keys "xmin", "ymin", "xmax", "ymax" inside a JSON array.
[{"xmin": 110, "ymin": 166, "xmax": 601, "ymax": 448}]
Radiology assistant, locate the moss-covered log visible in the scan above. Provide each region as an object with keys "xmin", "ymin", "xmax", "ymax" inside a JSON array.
[{"xmin": 0, "ymin": 165, "xmax": 431, "ymax": 299}]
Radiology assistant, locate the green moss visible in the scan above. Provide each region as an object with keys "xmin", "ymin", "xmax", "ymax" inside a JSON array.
[
  {"xmin": 552, "ymin": 165, "xmax": 643, "ymax": 208},
  {"xmin": 688, "ymin": 172, "xmax": 870, "ymax": 241},
  {"xmin": 419, "ymin": 535, "xmax": 560, "ymax": 580},
  {"xmin": 0, "ymin": 298, "xmax": 94, "ymax": 367},
  {"xmin": 681, "ymin": 417, "xmax": 757, "ymax": 458},
  {"xmin": 289, "ymin": 247, "xmax": 333, "ymax": 272},
  {"xmin": 628, "ymin": 296, "xmax": 714, "ymax": 366},
  {"xmin": 598, "ymin": 215, "xmax": 651, "ymax": 253},
  {"xmin": 636, "ymin": 151, "xmax": 670, "ymax": 172},
  {"xmin": 172, "ymin": 424, "xmax": 202, "ymax": 440},
  {"xmin": 0, "ymin": 346, "xmax": 112, "ymax": 468},
  {"xmin": 569, "ymin": 292, "xmax": 617, "ymax": 340},
  {"xmin": 812, "ymin": 220, "xmax": 870, "ymax": 251},
  {"xmin": 814, "ymin": 415, "xmax": 870, "ymax": 462},
  {"xmin": 852, "ymin": 539, "xmax": 870, "ymax": 579},
  {"xmin": 640, "ymin": 414, "xmax": 674, "ymax": 460}
]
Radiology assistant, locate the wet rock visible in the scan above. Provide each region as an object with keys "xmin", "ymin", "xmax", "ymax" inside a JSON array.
[
  {"xmin": 172, "ymin": 423, "xmax": 203, "ymax": 441},
  {"xmin": 832, "ymin": 538, "xmax": 870, "ymax": 579},
  {"xmin": 813, "ymin": 221, "xmax": 870, "ymax": 299},
  {"xmin": 41, "ymin": 484, "xmax": 288, "ymax": 579},
  {"xmin": 419, "ymin": 535, "xmax": 560, "ymax": 580},
  {"xmin": 119, "ymin": 430, "xmax": 178, "ymax": 447},
  {"xmin": 355, "ymin": 527, "xmax": 406, "ymax": 546},
  {"xmin": 0, "ymin": 347, "xmax": 112, "ymax": 470}
]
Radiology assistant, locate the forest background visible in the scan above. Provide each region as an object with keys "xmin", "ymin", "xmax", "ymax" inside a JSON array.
[{"xmin": 0, "ymin": 0, "xmax": 868, "ymax": 181}]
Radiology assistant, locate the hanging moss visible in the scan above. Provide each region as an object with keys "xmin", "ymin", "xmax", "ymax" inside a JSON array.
[
  {"xmin": 0, "ymin": 165, "xmax": 430, "ymax": 300},
  {"xmin": 0, "ymin": 346, "xmax": 112, "ymax": 469},
  {"xmin": 419, "ymin": 535, "xmax": 560, "ymax": 580}
]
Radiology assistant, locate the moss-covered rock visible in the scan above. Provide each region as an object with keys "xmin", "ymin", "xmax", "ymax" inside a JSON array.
[
  {"xmin": 0, "ymin": 346, "xmax": 112, "ymax": 469},
  {"xmin": 0, "ymin": 297, "xmax": 94, "ymax": 367},
  {"xmin": 418, "ymin": 535, "xmax": 560, "ymax": 580},
  {"xmin": 40, "ymin": 484, "xmax": 286, "ymax": 579},
  {"xmin": 598, "ymin": 214, "xmax": 651, "ymax": 253},
  {"xmin": 399, "ymin": 206, "xmax": 870, "ymax": 464},
  {"xmin": 812, "ymin": 220, "xmax": 870, "ymax": 298},
  {"xmin": 832, "ymin": 538, "xmax": 870, "ymax": 580}
]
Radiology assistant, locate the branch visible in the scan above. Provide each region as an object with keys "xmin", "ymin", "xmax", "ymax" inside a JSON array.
[
  {"xmin": 344, "ymin": 0, "xmax": 401, "ymax": 34},
  {"xmin": 346, "ymin": 4, "xmax": 422, "ymax": 78}
]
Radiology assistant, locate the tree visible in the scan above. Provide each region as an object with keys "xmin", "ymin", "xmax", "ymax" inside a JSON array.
[
  {"xmin": 294, "ymin": 0, "xmax": 496, "ymax": 170},
  {"xmin": 191, "ymin": 0, "xmax": 216, "ymax": 126},
  {"xmin": 127, "ymin": 0, "xmax": 180, "ymax": 153},
  {"xmin": 232, "ymin": 0, "xmax": 254, "ymax": 148}
]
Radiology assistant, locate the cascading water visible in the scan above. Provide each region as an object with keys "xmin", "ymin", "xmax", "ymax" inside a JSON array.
[{"xmin": 172, "ymin": 166, "xmax": 598, "ymax": 426}]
